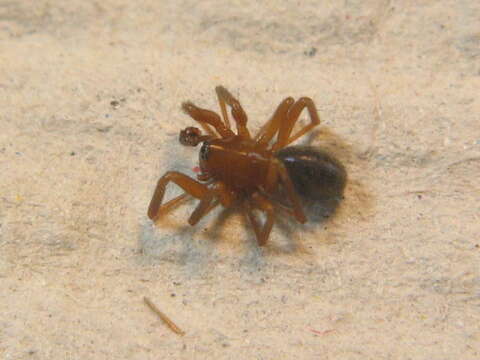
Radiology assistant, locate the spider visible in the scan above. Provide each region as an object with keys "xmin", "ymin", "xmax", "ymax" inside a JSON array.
[{"xmin": 148, "ymin": 86, "xmax": 347, "ymax": 246}]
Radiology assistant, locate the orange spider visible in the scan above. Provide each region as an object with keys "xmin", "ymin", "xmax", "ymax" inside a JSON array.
[{"xmin": 148, "ymin": 86, "xmax": 346, "ymax": 246}]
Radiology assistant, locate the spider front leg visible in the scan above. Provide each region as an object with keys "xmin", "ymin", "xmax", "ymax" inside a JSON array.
[
  {"xmin": 215, "ymin": 86, "xmax": 251, "ymax": 139},
  {"xmin": 148, "ymin": 171, "xmax": 211, "ymax": 221},
  {"xmin": 148, "ymin": 172, "xmax": 235, "ymax": 228}
]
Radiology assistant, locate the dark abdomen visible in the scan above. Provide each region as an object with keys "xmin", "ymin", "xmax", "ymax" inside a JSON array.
[{"xmin": 276, "ymin": 146, "xmax": 347, "ymax": 201}]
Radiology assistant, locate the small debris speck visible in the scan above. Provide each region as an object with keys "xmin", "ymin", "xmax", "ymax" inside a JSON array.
[
  {"xmin": 304, "ymin": 47, "xmax": 317, "ymax": 57},
  {"xmin": 97, "ymin": 125, "xmax": 113, "ymax": 133}
]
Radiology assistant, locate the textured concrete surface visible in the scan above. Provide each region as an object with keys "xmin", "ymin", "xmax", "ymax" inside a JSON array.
[{"xmin": 1, "ymin": 1, "xmax": 479, "ymax": 359}]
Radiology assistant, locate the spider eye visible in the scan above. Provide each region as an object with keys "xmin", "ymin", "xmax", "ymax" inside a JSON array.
[{"xmin": 179, "ymin": 127, "xmax": 202, "ymax": 146}]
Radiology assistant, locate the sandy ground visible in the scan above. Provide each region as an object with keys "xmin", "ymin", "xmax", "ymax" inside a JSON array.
[{"xmin": 1, "ymin": 1, "xmax": 479, "ymax": 359}]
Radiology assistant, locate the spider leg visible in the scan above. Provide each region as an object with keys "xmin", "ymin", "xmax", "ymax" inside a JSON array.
[
  {"xmin": 254, "ymin": 97, "xmax": 294, "ymax": 146},
  {"xmin": 264, "ymin": 160, "xmax": 307, "ymax": 224},
  {"xmin": 182, "ymin": 102, "xmax": 235, "ymax": 139},
  {"xmin": 215, "ymin": 86, "xmax": 231, "ymax": 130},
  {"xmin": 148, "ymin": 171, "xmax": 211, "ymax": 221},
  {"xmin": 188, "ymin": 182, "xmax": 234, "ymax": 225},
  {"xmin": 215, "ymin": 86, "xmax": 251, "ymax": 139},
  {"xmin": 257, "ymin": 187, "xmax": 296, "ymax": 217},
  {"xmin": 154, "ymin": 193, "xmax": 191, "ymax": 217},
  {"xmin": 272, "ymin": 97, "xmax": 320, "ymax": 151},
  {"xmin": 188, "ymin": 195, "xmax": 220, "ymax": 226},
  {"xmin": 244, "ymin": 193, "xmax": 276, "ymax": 246}
]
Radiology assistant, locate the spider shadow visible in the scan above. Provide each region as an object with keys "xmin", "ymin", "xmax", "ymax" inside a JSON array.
[
  {"xmin": 137, "ymin": 207, "xmax": 266, "ymax": 274},
  {"xmin": 202, "ymin": 198, "xmax": 341, "ymax": 257},
  {"xmin": 265, "ymin": 196, "xmax": 344, "ymax": 255},
  {"xmin": 304, "ymin": 127, "xmax": 355, "ymax": 163},
  {"xmin": 201, "ymin": 206, "xmax": 237, "ymax": 244},
  {"xmin": 137, "ymin": 195, "xmax": 217, "ymax": 271},
  {"xmin": 139, "ymin": 123, "xmax": 374, "ymax": 268},
  {"xmin": 268, "ymin": 124, "xmax": 375, "ymax": 251}
]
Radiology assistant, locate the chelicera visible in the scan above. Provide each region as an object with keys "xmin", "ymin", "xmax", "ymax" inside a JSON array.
[{"xmin": 148, "ymin": 86, "xmax": 347, "ymax": 246}]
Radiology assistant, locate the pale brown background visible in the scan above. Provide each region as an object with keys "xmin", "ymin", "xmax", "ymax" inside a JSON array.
[{"xmin": 1, "ymin": 1, "xmax": 479, "ymax": 359}]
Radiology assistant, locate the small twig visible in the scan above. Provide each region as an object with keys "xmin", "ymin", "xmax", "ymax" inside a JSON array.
[{"xmin": 143, "ymin": 296, "xmax": 185, "ymax": 336}]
